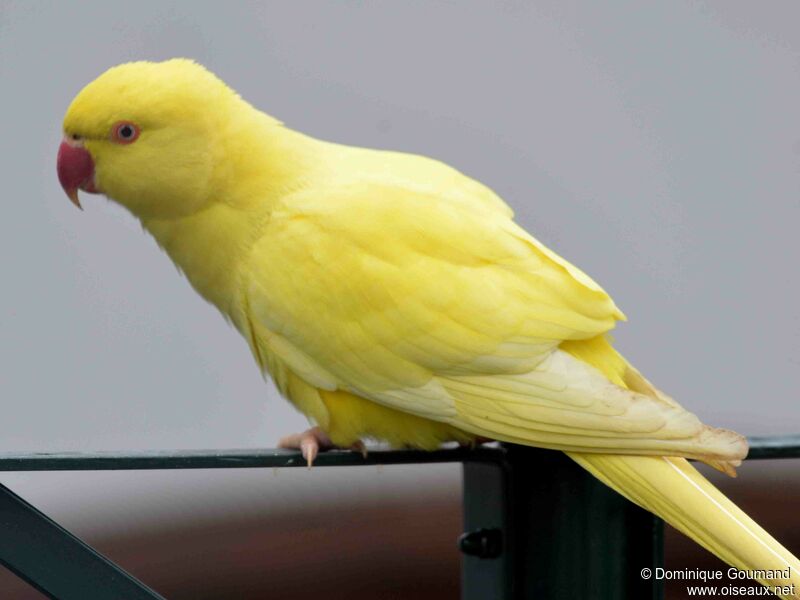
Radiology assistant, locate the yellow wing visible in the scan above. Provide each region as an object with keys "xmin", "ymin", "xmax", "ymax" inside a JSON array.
[{"xmin": 243, "ymin": 180, "xmax": 743, "ymax": 463}]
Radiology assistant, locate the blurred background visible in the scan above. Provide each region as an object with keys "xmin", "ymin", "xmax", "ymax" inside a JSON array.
[{"xmin": 1, "ymin": 1, "xmax": 798, "ymax": 598}]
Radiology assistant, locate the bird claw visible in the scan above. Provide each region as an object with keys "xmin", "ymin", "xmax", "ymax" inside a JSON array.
[
  {"xmin": 278, "ymin": 426, "xmax": 334, "ymax": 468},
  {"xmin": 351, "ymin": 440, "xmax": 368, "ymax": 459},
  {"xmin": 278, "ymin": 427, "xmax": 367, "ymax": 467}
]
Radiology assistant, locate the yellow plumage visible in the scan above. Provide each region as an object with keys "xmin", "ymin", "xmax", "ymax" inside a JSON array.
[{"xmin": 61, "ymin": 59, "xmax": 799, "ymax": 598}]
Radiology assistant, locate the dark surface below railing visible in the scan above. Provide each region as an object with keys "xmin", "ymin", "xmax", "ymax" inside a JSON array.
[{"xmin": 1, "ymin": 434, "xmax": 798, "ymax": 600}]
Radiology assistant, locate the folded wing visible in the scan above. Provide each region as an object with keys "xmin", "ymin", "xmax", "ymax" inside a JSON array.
[{"xmin": 244, "ymin": 181, "xmax": 742, "ymax": 463}]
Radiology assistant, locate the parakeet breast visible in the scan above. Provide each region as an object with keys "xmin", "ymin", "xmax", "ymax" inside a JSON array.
[{"xmin": 142, "ymin": 204, "xmax": 260, "ymax": 321}]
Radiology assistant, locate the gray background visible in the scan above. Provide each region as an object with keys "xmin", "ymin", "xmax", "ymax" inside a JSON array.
[{"xmin": 0, "ymin": 0, "xmax": 798, "ymax": 539}]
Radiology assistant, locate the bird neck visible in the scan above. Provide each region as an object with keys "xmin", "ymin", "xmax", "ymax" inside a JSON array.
[
  {"xmin": 140, "ymin": 203, "xmax": 259, "ymax": 321},
  {"xmin": 139, "ymin": 112, "xmax": 324, "ymax": 324},
  {"xmin": 207, "ymin": 108, "xmax": 326, "ymax": 211}
]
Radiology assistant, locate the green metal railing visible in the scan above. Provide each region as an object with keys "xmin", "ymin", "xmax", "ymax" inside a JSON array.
[{"xmin": 1, "ymin": 435, "xmax": 799, "ymax": 599}]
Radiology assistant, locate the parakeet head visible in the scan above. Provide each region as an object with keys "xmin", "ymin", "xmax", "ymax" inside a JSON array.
[{"xmin": 58, "ymin": 59, "xmax": 245, "ymax": 218}]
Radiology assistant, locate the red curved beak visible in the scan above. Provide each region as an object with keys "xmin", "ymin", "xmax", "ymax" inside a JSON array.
[{"xmin": 57, "ymin": 140, "xmax": 97, "ymax": 209}]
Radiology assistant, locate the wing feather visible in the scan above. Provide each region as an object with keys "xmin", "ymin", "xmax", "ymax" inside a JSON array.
[
  {"xmin": 247, "ymin": 182, "xmax": 620, "ymax": 392},
  {"xmin": 240, "ymin": 181, "xmax": 739, "ymax": 459}
]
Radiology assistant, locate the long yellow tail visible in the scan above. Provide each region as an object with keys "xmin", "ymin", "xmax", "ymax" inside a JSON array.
[
  {"xmin": 556, "ymin": 335, "xmax": 799, "ymax": 597},
  {"xmin": 570, "ymin": 452, "xmax": 800, "ymax": 599}
]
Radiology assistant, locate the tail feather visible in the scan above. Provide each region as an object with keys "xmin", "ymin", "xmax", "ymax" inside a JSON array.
[{"xmin": 569, "ymin": 452, "xmax": 800, "ymax": 599}]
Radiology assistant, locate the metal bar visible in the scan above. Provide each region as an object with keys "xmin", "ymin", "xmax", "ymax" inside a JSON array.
[
  {"xmin": 745, "ymin": 435, "xmax": 800, "ymax": 459},
  {"xmin": 0, "ymin": 446, "xmax": 506, "ymax": 471},
  {"xmin": 461, "ymin": 446, "xmax": 664, "ymax": 600},
  {"xmin": 462, "ymin": 459, "xmax": 512, "ymax": 599},
  {"xmin": 0, "ymin": 483, "xmax": 165, "ymax": 600},
  {"xmin": 0, "ymin": 434, "xmax": 796, "ymax": 472},
  {"xmin": 510, "ymin": 446, "xmax": 664, "ymax": 600}
]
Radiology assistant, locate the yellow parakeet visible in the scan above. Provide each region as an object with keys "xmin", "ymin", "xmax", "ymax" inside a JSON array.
[{"xmin": 57, "ymin": 59, "xmax": 798, "ymax": 598}]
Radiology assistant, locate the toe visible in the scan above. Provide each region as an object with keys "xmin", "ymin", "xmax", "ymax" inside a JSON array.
[
  {"xmin": 300, "ymin": 435, "xmax": 319, "ymax": 468},
  {"xmin": 278, "ymin": 432, "xmax": 304, "ymax": 449},
  {"xmin": 351, "ymin": 440, "xmax": 368, "ymax": 459},
  {"xmin": 276, "ymin": 426, "xmax": 364, "ymax": 467}
]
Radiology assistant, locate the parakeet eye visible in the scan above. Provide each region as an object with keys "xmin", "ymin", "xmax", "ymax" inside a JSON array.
[{"xmin": 111, "ymin": 121, "xmax": 140, "ymax": 144}]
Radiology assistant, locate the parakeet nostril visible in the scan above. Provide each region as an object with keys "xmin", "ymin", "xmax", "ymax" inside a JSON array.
[{"xmin": 57, "ymin": 139, "xmax": 96, "ymax": 209}]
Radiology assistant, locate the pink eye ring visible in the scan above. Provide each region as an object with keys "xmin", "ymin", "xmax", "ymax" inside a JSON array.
[{"xmin": 111, "ymin": 121, "xmax": 140, "ymax": 144}]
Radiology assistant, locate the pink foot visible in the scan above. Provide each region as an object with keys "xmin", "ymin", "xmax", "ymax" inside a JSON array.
[
  {"xmin": 278, "ymin": 427, "xmax": 368, "ymax": 467},
  {"xmin": 278, "ymin": 426, "xmax": 333, "ymax": 467}
]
